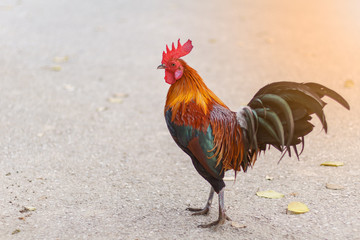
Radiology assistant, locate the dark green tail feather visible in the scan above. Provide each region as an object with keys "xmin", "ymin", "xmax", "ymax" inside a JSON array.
[
  {"xmin": 238, "ymin": 81, "xmax": 349, "ymax": 160},
  {"xmin": 256, "ymin": 108, "xmax": 285, "ymax": 147},
  {"xmin": 304, "ymin": 82, "xmax": 350, "ymax": 110},
  {"xmin": 249, "ymin": 94, "xmax": 294, "ymax": 147},
  {"xmin": 280, "ymin": 91, "xmax": 328, "ymax": 132}
]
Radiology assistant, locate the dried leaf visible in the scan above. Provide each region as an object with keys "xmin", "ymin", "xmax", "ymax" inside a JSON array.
[
  {"xmin": 208, "ymin": 38, "xmax": 217, "ymax": 44},
  {"xmin": 231, "ymin": 221, "xmax": 246, "ymax": 228},
  {"xmin": 344, "ymin": 79, "xmax": 354, "ymax": 88},
  {"xmin": 25, "ymin": 206, "xmax": 36, "ymax": 211},
  {"xmin": 63, "ymin": 84, "xmax": 75, "ymax": 92},
  {"xmin": 50, "ymin": 65, "xmax": 62, "ymax": 71},
  {"xmin": 107, "ymin": 97, "xmax": 123, "ymax": 104},
  {"xmin": 53, "ymin": 56, "xmax": 69, "ymax": 63},
  {"xmin": 107, "ymin": 93, "xmax": 128, "ymax": 104},
  {"xmin": 287, "ymin": 201, "xmax": 309, "ymax": 214},
  {"xmin": 320, "ymin": 161, "xmax": 344, "ymax": 167},
  {"xmin": 326, "ymin": 183, "xmax": 344, "ymax": 190},
  {"xmin": 12, "ymin": 229, "xmax": 20, "ymax": 235},
  {"xmin": 96, "ymin": 106, "xmax": 108, "ymax": 112},
  {"xmin": 256, "ymin": 190, "xmax": 284, "ymax": 199},
  {"xmin": 265, "ymin": 175, "xmax": 274, "ymax": 180},
  {"xmin": 20, "ymin": 206, "xmax": 36, "ymax": 213}
]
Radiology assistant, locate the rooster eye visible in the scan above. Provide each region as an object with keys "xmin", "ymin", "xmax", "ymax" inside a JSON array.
[{"xmin": 171, "ymin": 63, "xmax": 176, "ymax": 67}]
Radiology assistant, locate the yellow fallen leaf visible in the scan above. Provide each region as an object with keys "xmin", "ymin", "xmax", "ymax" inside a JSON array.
[
  {"xmin": 320, "ymin": 161, "xmax": 344, "ymax": 167},
  {"xmin": 50, "ymin": 65, "xmax": 62, "ymax": 71},
  {"xmin": 256, "ymin": 190, "xmax": 284, "ymax": 199},
  {"xmin": 107, "ymin": 97, "xmax": 123, "ymax": 104},
  {"xmin": 344, "ymin": 79, "xmax": 354, "ymax": 88},
  {"xmin": 287, "ymin": 201, "xmax": 309, "ymax": 214},
  {"xmin": 326, "ymin": 183, "xmax": 344, "ymax": 190},
  {"xmin": 53, "ymin": 56, "xmax": 69, "ymax": 63},
  {"xmin": 208, "ymin": 38, "xmax": 217, "ymax": 44}
]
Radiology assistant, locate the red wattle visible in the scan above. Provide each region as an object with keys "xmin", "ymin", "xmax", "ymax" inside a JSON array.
[{"xmin": 165, "ymin": 70, "xmax": 176, "ymax": 84}]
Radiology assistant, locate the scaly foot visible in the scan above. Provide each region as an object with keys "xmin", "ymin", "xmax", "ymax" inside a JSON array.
[
  {"xmin": 198, "ymin": 213, "xmax": 231, "ymax": 228},
  {"xmin": 198, "ymin": 188, "xmax": 230, "ymax": 229}
]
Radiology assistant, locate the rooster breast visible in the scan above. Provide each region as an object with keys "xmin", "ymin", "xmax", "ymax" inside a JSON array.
[{"xmin": 165, "ymin": 102, "xmax": 245, "ymax": 183}]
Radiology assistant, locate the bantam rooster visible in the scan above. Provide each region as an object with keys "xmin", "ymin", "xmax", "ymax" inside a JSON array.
[{"xmin": 157, "ymin": 39, "xmax": 350, "ymax": 228}]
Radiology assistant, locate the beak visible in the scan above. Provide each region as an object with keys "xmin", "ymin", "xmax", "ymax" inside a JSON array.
[{"xmin": 157, "ymin": 64, "xmax": 166, "ymax": 69}]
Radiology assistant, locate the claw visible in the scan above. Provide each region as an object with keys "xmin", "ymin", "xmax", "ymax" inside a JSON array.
[
  {"xmin": 198, "ymin": 214, "xmax": 231, "ymax": 228},
  {"xmin": 186, "ymin": 187, "xmax": 214, "ymax": 216},
  {"xmin": 186, "ymin": 207, "xmax": 210, "ymax": 215},
  {"xmin": 186, "ymin": 207, "xmax": 203, "ymax": 212}
]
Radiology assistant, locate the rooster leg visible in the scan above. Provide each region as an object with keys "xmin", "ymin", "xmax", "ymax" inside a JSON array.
[
  {"xmin": 198, "ymin": 188, "xmax": 231, "ymax": 228},
  {"xmin": 186, "ymin": 187, "xmax": 215, "ymax": 215}
]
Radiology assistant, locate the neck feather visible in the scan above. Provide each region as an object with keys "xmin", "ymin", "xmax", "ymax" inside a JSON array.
[{"xmin": 165, "ymin": 60, "xmax": 227, "ymax": 116}]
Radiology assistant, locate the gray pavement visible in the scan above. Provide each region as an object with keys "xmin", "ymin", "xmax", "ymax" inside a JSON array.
[{"xmin": 0, "ymin": 0, "xmax": 359, "ymax": 239}]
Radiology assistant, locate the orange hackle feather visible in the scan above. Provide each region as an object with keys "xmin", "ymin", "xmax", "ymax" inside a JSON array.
[
  {"xmin": 165, "ymin": 60, "xmax": 225, "ymax": 119},
  {"xmin": 165, "ymin": 59, "xmax": 254, "ymax": 173}
]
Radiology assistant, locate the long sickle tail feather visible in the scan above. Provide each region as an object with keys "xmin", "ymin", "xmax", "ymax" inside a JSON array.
[{"xmin": 238, "ymin": 81, "xmax": 349, "ymax": 159}]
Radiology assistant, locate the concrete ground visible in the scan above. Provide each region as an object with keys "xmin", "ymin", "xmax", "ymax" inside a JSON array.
[{"xmin": 0, "ymin": 0, "xmax": 359, "ymax": 239}]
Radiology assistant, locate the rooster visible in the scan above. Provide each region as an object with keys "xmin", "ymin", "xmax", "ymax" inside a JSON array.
[{"xmin": 157, "ymin": 39, "xmax": 350, "ymax": 228}]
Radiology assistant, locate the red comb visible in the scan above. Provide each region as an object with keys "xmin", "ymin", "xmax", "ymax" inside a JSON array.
[{"xmin": 161, "ymin": 39, "xmax": 193, "ymax": 64}]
